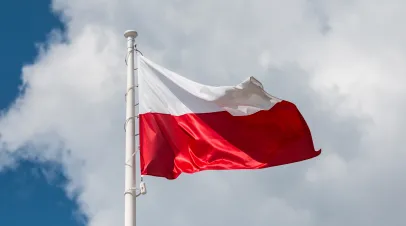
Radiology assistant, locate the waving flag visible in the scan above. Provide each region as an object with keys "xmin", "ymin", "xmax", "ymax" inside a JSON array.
[{"xmin": 138, "ymin": 55, "xmax": 321, "ymax": 179}]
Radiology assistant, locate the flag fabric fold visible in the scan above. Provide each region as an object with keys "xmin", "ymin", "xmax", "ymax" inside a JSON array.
[{"xmin": 138, "ymin": 55, "xmax": 321, "ymax": 179}]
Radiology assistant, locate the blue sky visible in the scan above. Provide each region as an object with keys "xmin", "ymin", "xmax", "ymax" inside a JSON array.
[{"xmin": 0, "ymin": 1, "xmax": 84, "ymax": 225}]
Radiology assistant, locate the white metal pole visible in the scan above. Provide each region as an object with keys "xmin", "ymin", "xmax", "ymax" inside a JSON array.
[{"xmin": 124, "ymin": 30, "xmax": 138, "ymax": 226}]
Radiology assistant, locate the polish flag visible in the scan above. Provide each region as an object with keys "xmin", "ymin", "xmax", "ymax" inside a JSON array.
[{"xmin": 138, "ymin": 56, "xmax": 321, "ymax": 179}]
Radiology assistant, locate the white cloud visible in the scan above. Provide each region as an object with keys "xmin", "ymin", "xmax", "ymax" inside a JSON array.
[{"xmin": 1, "ymin": 0, "xmax": 406, "ymax": 226}]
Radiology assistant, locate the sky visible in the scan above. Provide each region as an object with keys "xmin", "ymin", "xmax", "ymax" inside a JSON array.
[
  {"xmin": 0, "ymin": 1, "xmax": 84, "ymax": 225},
  {"xmin": 0, "ymin": 1, "xmax": 405, "ymax": 226}
]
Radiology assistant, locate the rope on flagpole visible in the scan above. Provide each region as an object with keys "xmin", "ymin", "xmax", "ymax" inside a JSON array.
[
  {"xmin": 123, "ymin": 41, "xmax": 147, "ymax": 199},
  {"xmin": 124, "ymin": 116, "xmax": 139, "ymax": 132},
  {"xmin": 125, "ymin": 44, "xmax": 143, "ymax": 65}
]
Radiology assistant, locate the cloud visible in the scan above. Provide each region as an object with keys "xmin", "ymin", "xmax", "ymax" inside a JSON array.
[{"xmin": 1, "ymin": 0, "xmax": 406, "ymax": 226}]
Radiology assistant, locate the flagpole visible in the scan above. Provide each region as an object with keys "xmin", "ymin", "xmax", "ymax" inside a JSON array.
[{"xmin": 124, "ymin": 30, "xmax": 138, "ymax": 226}]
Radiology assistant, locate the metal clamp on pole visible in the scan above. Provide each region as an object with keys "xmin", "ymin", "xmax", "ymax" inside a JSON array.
[{"xmin": 139, "ymin": 182, "xmax": 147, "ymax": 195}]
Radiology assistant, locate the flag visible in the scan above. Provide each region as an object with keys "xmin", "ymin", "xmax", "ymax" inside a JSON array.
[{"xmin": 138, "ymin": 55, "xmax": 321, "ymax": 179}]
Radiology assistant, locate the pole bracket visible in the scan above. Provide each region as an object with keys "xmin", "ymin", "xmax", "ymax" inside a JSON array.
[{"xmin": 124, "ymin": 182, "xmax": 147, "ymax": 198}]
